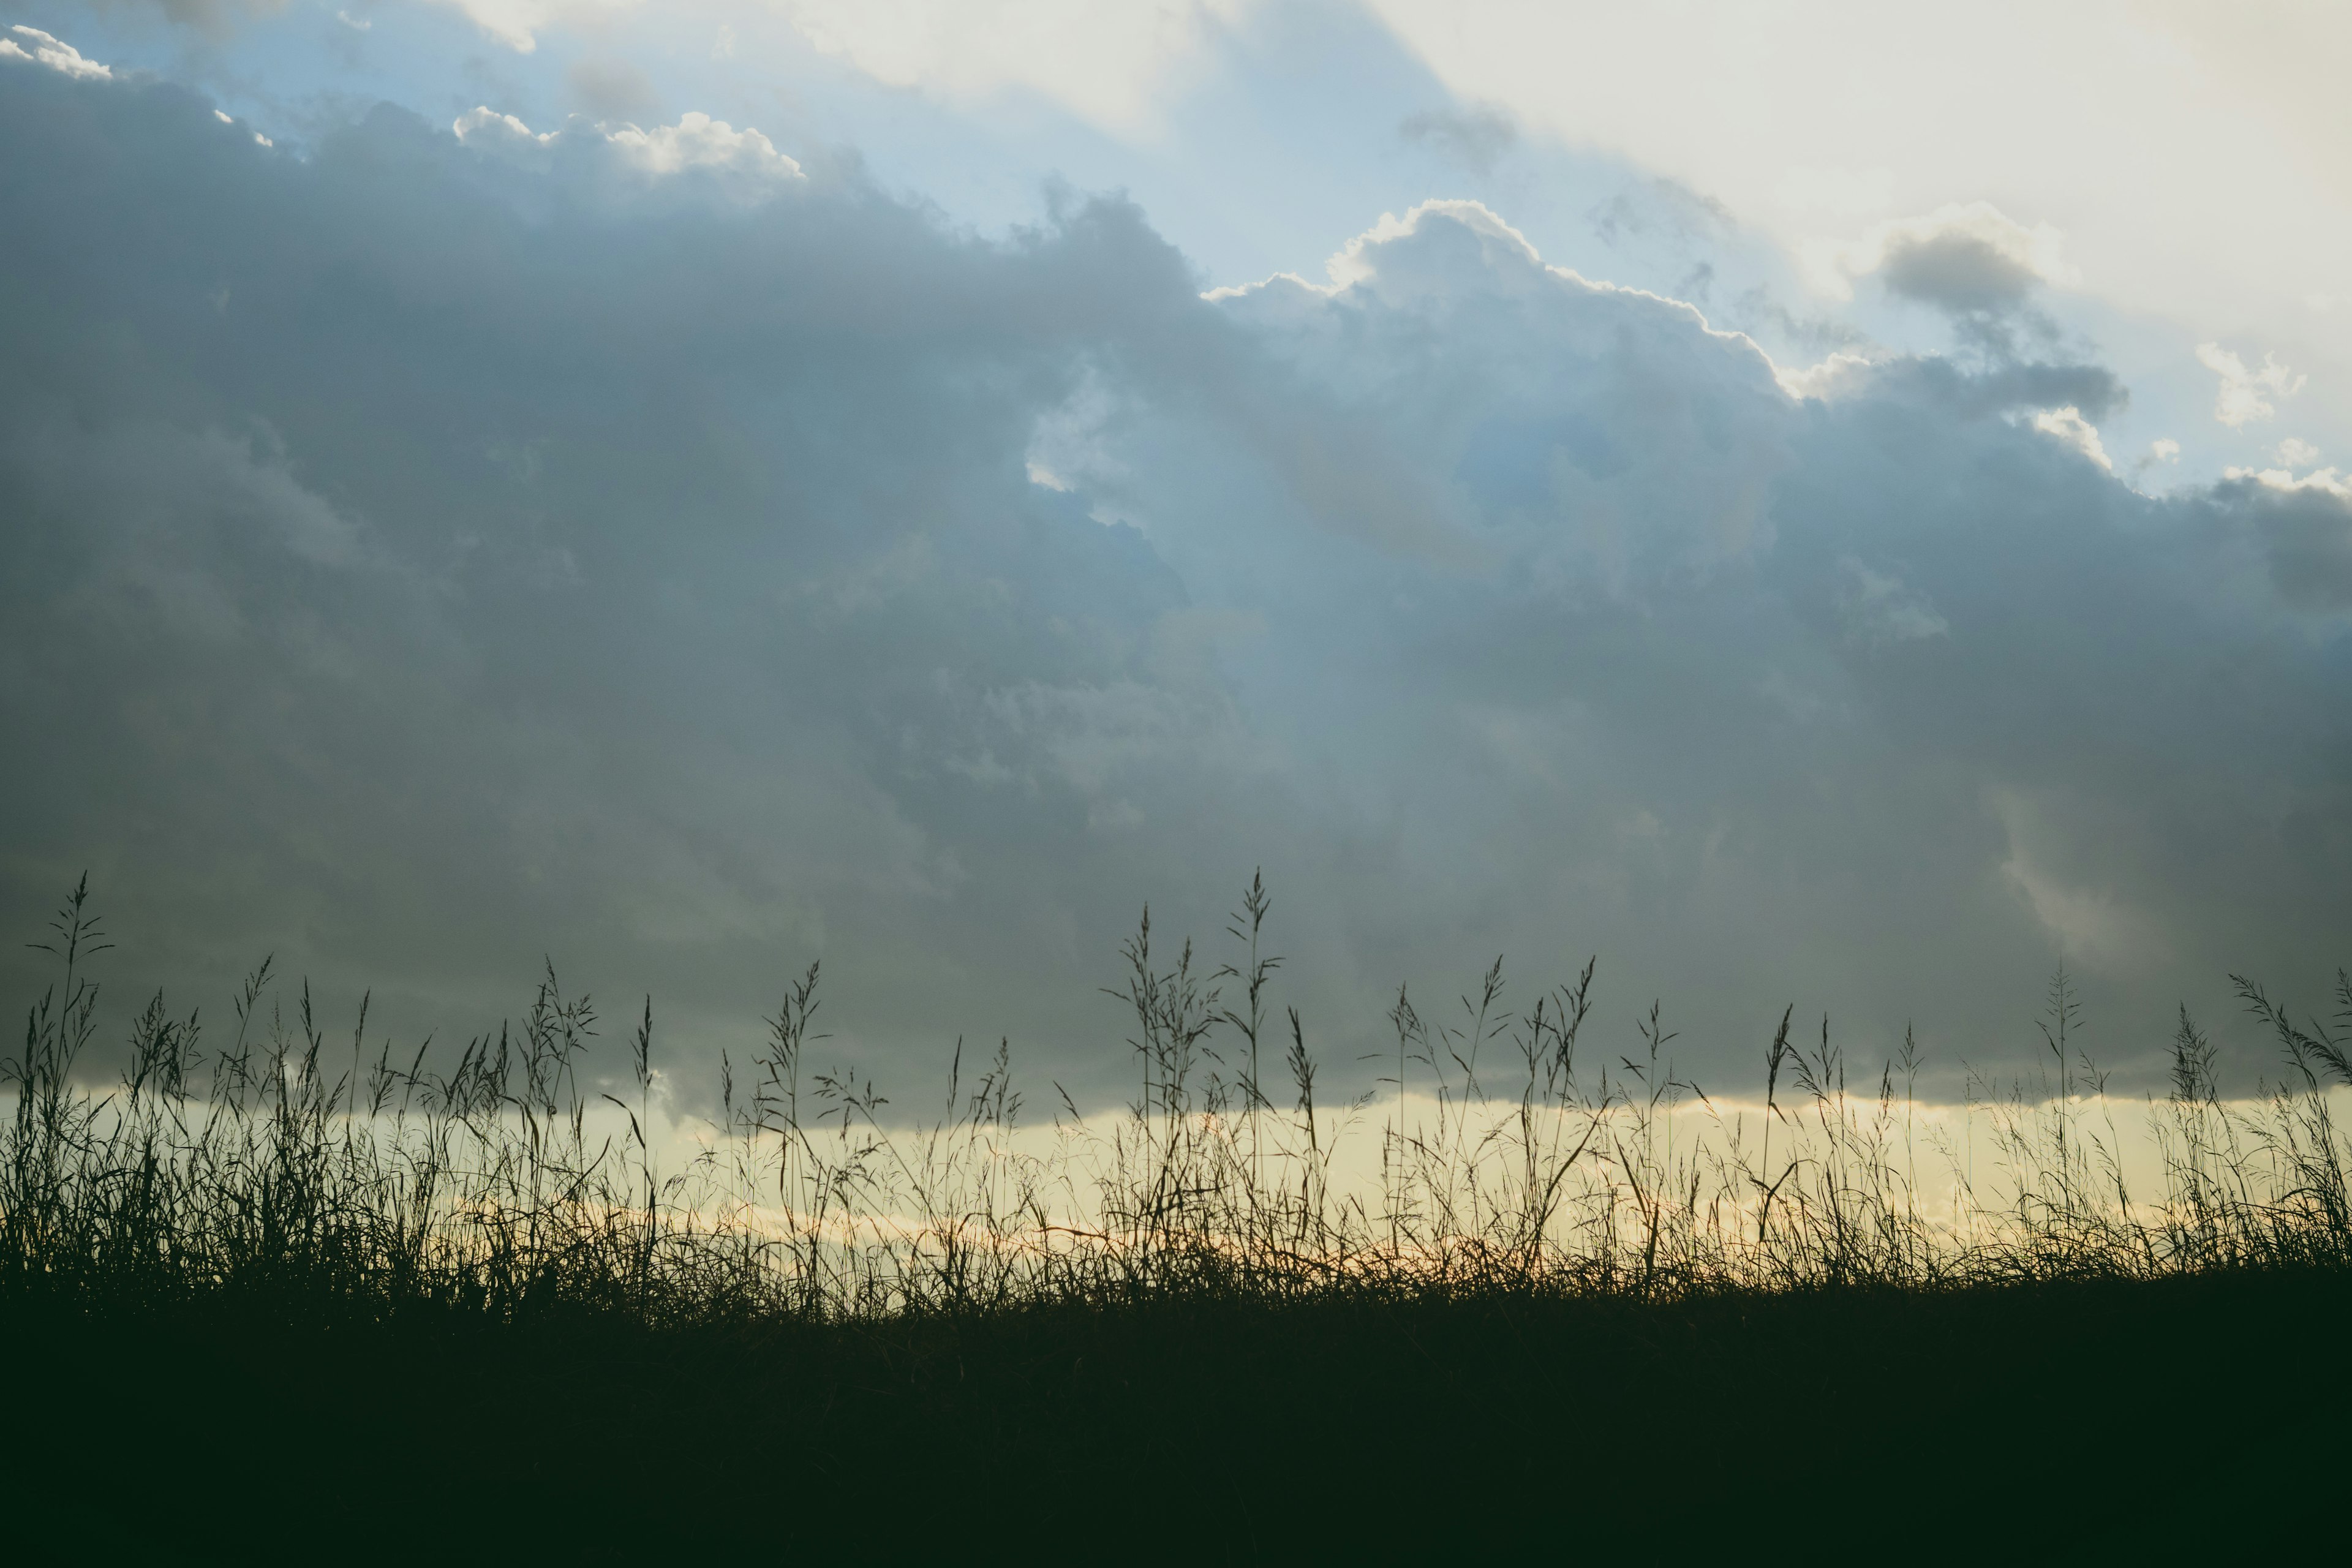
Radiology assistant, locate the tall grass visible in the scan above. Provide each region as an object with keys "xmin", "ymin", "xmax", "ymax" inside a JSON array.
[{"xmin": 6, "ymin": 873, "xmax": 2350, "ymax": 1329}]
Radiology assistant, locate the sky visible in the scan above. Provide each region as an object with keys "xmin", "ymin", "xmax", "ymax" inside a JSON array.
[{"xmin": 3, "ymin": 0, "xmax": 2348, "ymax": 1109}]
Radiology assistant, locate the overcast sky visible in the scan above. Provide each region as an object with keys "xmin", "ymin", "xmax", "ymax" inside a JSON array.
[{"xmin": 4, "ymin": 1, "xmax": 2348, "ymax": 1107}]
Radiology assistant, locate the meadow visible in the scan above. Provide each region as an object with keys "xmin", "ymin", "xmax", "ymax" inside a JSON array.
[{"xmin": 6, "ymin": 873, "xmax": 2346, "ymax": 1552}]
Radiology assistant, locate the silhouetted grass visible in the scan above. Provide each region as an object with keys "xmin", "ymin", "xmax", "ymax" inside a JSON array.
[{"xmin": 6, "ymin": 873, "xmax": 2348, "ymax": 1551}]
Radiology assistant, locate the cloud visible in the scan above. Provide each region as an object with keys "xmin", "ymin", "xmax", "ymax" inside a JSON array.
[
  {"xmin": 1812, "ymin": 202, "xmax": 2076, "ymax": 310},
  {"xmin": 2, "ymin": 26, "xmax": 112, "ymax": 80},
  {"xmin": 774, "ymin": 0, "xmax": 1254, "ymax": 130},
  {"xmin": 1773, "ymin": 350, "xmax": 1875, "ymax": 402},
  {"xmin": 1995, "ymin": 790, "xmax": 2164, "ymax": 968},
  {"xmin": 1880, "ymin": 230, "xmax": 2040, "ymax": 314},
  {"xmin": 2215, "ymin": 468, "xmax": 2352, "ymax": 611},
  {"xmin": 2, "ymin": 61, "xmax": 2346, "ymax": 1103},
  {"xmin": 605, "ymin": 111, "xmax": 804, "ymax": 181},
  {"xmin": 2195, "ymin": 342, "xmax": 2304, "ymax": 426},
  {"xmin": 2130, "ymin": 437, "xmax": 2182, "ymax": 485},
  {"xmin": 1365, "ymin": 0, "xmax": 2352, "ymax": 411},
  {"xmin": 425, "ymin": 0, "xmax": 641, "ymax": 54},
  {"xmin": 1809, "ymin": 202, "xmax": 2085, "ymax": 364},
  {"xmin": 452, "ymin": 104, "xmax": 554, "ymax": 147},
  {"xmin": 451, "ymin": 105, "xmax": 803, "ymax": 186},
  {"xmin": 567, "ymin": 57, "xmax": 659, "ymax": 121},
  {"xmin": 1398, "ymin": 103, "xmax": 1517, "ymax": 175},
  {"xmin": 62, "ymin": 2, "xmax": 291, "ymax": 35},
  {"xmin": 2028, "ymin": 405, "xmax": 2112, "ymax": 472},
  {"xmin": 1838, "ymin": 557, "xmax": 1948, "ymax": 644}
]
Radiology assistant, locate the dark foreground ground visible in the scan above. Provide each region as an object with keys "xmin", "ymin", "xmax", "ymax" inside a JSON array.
[{"xmin": 6, "ymin": 1269, "xmax": 2342, "ymax": 1559}]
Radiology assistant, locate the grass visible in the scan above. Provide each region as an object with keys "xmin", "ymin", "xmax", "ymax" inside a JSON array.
[{"xmin": 6, "ymin": 872, "xmax": 2350, "ymax": 1553}]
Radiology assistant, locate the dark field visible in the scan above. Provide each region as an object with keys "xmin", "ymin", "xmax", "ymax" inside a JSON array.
[
  {"xmin": 12, "ymin": 1268, "xmax": 2339, "ymax": 1556},
  {"xmin": 7, "ymin": 882, "xmax": 2348, "ymax": 1556}
]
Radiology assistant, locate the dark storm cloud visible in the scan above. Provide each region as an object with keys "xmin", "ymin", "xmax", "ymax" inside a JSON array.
[
  {"xmin": 1158, "ymin": 208, "xmax": 2349, "ymax": 1087},
  {"xmin": 2213, "ymin": 473, "xmax": 2352, "ymax": 612},
  {"xmin": 3, "ymin": 55, "xmax": 2346, "ymax": 1103},
  {"xmin": 0, "ymin": 55, "xmax": 1222, "ymax": 1087}
]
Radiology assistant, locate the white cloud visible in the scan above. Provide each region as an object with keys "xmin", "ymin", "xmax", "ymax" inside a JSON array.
[
  {"xmin": 1773, "ymin": 350, "xmax": 1876, "ymax": 402},
  {"xmin": 2223, "ymin": 464, "xmax": 2352, "ymax": 502},
  {"xmin": 2195, "ymin": 342, "xmax": 2304, "ymax": 427},
  {"xmin": 453, "ymin": 105, "xmax": 554, "ymax": 146},
  {"xmin": 1267, "ymin": 198, "xmax": 1550, "ymax": 300},
  {"xmin": 603, "ymin": 111, "xmax": 802, "ymax": 181},
  {"xmin": 454, "ymin": 106, "xmax": 801, "ymax": 185},
  {"xmin": 2029, "ymin": 405, "xmax": 2112, "ymax": 472},
  {"xmin": 211, "ymin": 108, "xmax": 271, "ymax": 147},
  {"xmin": 1, "ymin": 26, "xmax": 111, "ymax": 81},
  {"xmin": 451, "ymin": 105, "xmax": 557, "ymax": 169},
  {"xmin": 2274, "ymin": 437, "xmax": 2321, "ymax": 468}
]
